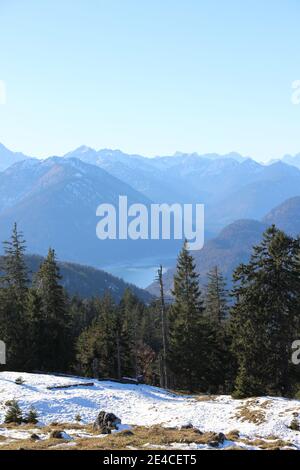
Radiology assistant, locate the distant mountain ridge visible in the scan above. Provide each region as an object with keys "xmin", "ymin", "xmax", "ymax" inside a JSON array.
[
  {"xmin": 148, "ymin": 196, "xmax": 300, "ymax": 297},
  {"xmin": 24, "ymin": 254, "xmax": 153, "ymax": 303},
  {"xmin": 0, "ymin": 143, "xmax": 31, "ymax": 171},
  {"xmin": 0, "ymin": 253, "xmax": 152, "ymax": 302},
  {"xmin": 1, "ymin": 143, "xmax": 300, "ymax": 287}
]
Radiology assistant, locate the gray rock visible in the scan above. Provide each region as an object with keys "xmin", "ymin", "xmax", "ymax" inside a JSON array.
[
  {"xmin": 209, "ymin": 432, "xmax": 226, "ymax": 448},
  {"xmin": 93, "ymin": 411, "xmax": 121, "ymax": 432},
  {"xmin": 50, "ymin": 430, "xmax": 65, "ymax": 439}
]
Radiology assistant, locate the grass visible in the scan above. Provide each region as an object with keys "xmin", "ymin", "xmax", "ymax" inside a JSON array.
[
  {"xmin": 0, "ymin": 422, "xmax": 296, "ymax": 450},
  {"xmin": 237, "ymin": 437, "xmax": 295, "ymax": 450},
  {"xmin": 235, "ymin": 399, "xmax": 266, "ymax": 424},
  {"xmin": 0, "ymin": 424, "xmax": 227, "ymax": 450}
]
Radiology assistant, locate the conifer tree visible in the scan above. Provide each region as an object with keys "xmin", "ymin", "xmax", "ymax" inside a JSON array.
[
  {"xmin": 157, "ymin": 265, "xmax": 168, "ymax": 388},
  {"xmin": 204, "ymin": 266, "xmax": 232, "ymax": 392},
  {"xmin": 5, "ymin": 400, "xmax": 23, "ymax": 424},
  {"xmin": 119, "ymin": 289, "xmax": 143, "ymax": 377},
  {"xmin": 205, "ymin": 266, "xmax": 228, "ymax": 323},
  {"xmin": 0, "ymin": 223, "xmax": 29, "ymax": 370},
  {"xmin": 76, "ymin": 294, "xmax": 119, "ymax": 378},
  {"xmin": 24, "ymin": 287, "xmax": 43, "ymax": 370},
  {"xmin": 33, "ymin": 248, "xmax": 71, "ymax": 371},
  {"xmin": 168, "ymin": 240, "xmax": 207, "ymax": 391},
  {"xmin": 231, "ymin": 226, "xmax": 300, "ymax": 397},
  {"xmin": 1, "ymin": 223, "xmax": 28, "ymax": 301},
  {"xmin": 24, "ymin": 407, "xmax": 39, "ymax": 424}
]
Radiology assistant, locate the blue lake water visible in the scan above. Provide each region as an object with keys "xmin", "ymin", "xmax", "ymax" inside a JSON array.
[{"xmin": 104, "ymin": 258, "xmax": 174, "ymax": 288}]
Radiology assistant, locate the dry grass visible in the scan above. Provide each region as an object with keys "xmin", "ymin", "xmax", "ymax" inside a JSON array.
[
  {"xmin": 193, "ymin": 395, "xmax": 218, "ymax": 402},
  {"xmin": 0, "ymin": 422, "xmax": 296, "ymax": 451},
  {"xmin": 237, "ymin": 437, "xmax": 294, "ymax": 450},
  {"xmin": 225, "ymin": 429, "xmax": 240, "ymax": 440},
  {"xmin": 0, "ymin": 425, "xmax": 228, "ymax": 450},
  {"xmin": 235, "ymin": 399, "xmax": 266, "ymax": 424}
]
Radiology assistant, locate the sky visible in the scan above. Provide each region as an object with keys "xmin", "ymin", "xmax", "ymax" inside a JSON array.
[{"xmin": 0, "ymin": 0, "xmax": 299, "ymax": 161}]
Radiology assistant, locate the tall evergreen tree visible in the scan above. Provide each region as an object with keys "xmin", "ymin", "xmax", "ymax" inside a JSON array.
[
  {"xmin": 205, "ymin": 266, "xmax": 228, "ymax": 323},
  {"xmin": 119, "ymin": 289, "xmax": 143, "ymax": 377},
  {"xmin": 168, "ymin": 240, "xmax": 207, "ymax": 391},
  {"xmin": 24, "ymin": 287, "xmax": 43, "ymax": 370},
  {"xmin": 204, "ymin": 266, "xmax": 232, "ymax": 392},
  {"xmin": 0, "ymin": 223, "xmax": 29, "ymax": 369},
  {"xmin": 33, "ymin": 248, "xmax": 71, "ymax": 371},
  {"xmin": 76, "ymin": 294, "xmax": 119, "ymax": 378},
  {"xmin": 157, "ymin": 265, "xmax": 168, "ymax": 388},
  {"xmin": 1, "ymin": 223, "xmax": 28, "ymax": 300},
  {"xmin": 231, "ymin": 226, "xmax": 300, "ymax": 398}
]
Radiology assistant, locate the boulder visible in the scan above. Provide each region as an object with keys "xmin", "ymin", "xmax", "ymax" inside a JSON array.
[
  {"xmin": 93, "ymin": 411, "xmax": 121, "ymax": 432},
  {"xmin": 208, "ymin": 432, "xmax": 226, "ymax": 448},
  {"xmin": 50, "ymin": 430, "xmax": 68, "ymax": 439}
]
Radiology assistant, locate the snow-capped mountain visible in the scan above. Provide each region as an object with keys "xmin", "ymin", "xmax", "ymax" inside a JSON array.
[
  {"xmin": 0, "ymin": 143, "xmax": 31, "ymax": 171},
  {"xmin": 1, "ymin": 143, "xmax": 300, "ymax": 285},
  {"xmin": 281, "ymin": 153, "xmax": 300, "ymax": 169}
]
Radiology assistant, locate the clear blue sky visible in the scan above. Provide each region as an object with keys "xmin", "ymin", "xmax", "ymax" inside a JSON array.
[{"xmin": 0, "ymin": 0, "xmax": 299, "ymax": 161}]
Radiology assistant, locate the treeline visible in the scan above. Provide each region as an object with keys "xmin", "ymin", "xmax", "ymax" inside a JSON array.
[{"xmin": 1, "ymin": 224, "xmax": 300, "ymax": 398}]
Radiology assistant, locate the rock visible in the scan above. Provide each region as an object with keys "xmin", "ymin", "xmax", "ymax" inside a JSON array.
[
  {"xmin": 50, "ymin": 430, "xmax": 65, "ymax": 439},
  {"xmin": 181, "ymin": 423, "xmax": 194, "ymax": 430},
  {"xmin": 98, "ymin": 426, "xmax": 111, "ymax": 434},
  {"xmin": 30, "ymin": 433, "xmax": 40, "ymax": 440},
  {"xmin": 208, "ymin": 432, "xmax": 226, "ymax": 447},
  {"xmin": 180, "ymin": 424, "xmax": 203, "ymax": 434},
  {"xmin": 93, "ymin": 411, "xmax": 121, "ymax": 432}
]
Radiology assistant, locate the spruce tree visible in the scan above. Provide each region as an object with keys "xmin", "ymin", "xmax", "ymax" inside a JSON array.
[
  {"xmin": 33, "ymin": 248, "xmax": 71, "ymax": 371},
  {"xmin": 24, "ymin": 407, "xmax": 39, "ymax": 424},
  {"xmin": 168, "ymin": 240, "xmax": 207, "ymax": 391},
  {"xmin": 1, "ymin": 223, "xmax": 28, "ymax": 300},
  {"xmin": 76, "ymin": 294, "xmax": 119, "ymax": 378},
  {"xmin": 119, "ymin": 289, "xmax": 143, "ymax": 378},
  {"xmin": 204, "ymin": 266, "xmax": 231, "ymax": 393},
  {"xmin": 157, "ymin": 265, "xmax": 168, "ymax": 388},
  {"xmin": 231, "ymin": 226, "xmax": 300, "ymax": 398},
  {"xmin": 205, "ymin": 266, "xmax": 228, "ymax": 323},
  {"xmin": 24, "ymin": 287, "xmax": 43, "ymax": 370},
  {"xmin": 5, "ymin": 400, "xmax": 23, "ymax": 424},
  {"xmin": 0, "ymin": 223, "xmax": 29, "ymax": 370}
]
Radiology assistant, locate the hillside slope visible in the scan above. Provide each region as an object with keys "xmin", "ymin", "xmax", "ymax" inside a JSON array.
[
  {"xmin": 0, "ymin": 372, "xmax": 299, "ymax": 450},
  {"xmin": 148, "ymin": 197, "xmax": 300, "ymax": 296},
  {"xmin": 22, "ymin": 254, "xmax": 153, "ymax": 303}
]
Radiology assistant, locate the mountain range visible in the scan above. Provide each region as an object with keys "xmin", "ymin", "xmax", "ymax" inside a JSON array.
[
  {"xmin": 148, "ymin": 196, "xmax": 300, "ymax": 297},
  {"xmin": 1, "ymin": 143, "xmax": 300, "ymax": 289}
]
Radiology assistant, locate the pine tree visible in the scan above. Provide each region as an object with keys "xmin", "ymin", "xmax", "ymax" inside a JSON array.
[
  {"xmin": 119, "ymin": 289, "xmax": 143, "ymax": 378},
  {"xmin": 1, "ymin": 223, "xmax": 28, "ymax": 300},
  {"xmin": 205, "ymin": 266, "xmax": 228, "ymax": 323},
  {"xmin": 231, "ymin": 226, "xmax": 300, "ymax": 398},
  {"xmin": 5, "ymin": 400, "xmax": 23, "ymax": 424},
  {"xmin": 33, "ymin": 248, "xmax": 71, "ymax": 371},
  {"xmin": 168, "ymin": 240, "xmax": 207, "ymax": 391},
  {"xmin": 204, "ymin": 266, "xmax": 231, "ymax": 393},
  {"xmin": 24, "ymin": 407, "xmax": 39, "ymax": 424},
  {"xmin": 76, "ymin": 294, "xmax": 119, "ymax": 378},
  {"xmin": 0, "ymin": 223, "xmax": 29, "ymax": 370},
  {"xmin": 24, "ymin": 287, "xmax": 43, "ymax": 370},
  {"xmin": 157, "ymin": 265, "xmax": 168, "ymax": 388}
]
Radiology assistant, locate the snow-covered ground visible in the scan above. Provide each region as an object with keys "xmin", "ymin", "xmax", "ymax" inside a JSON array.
[{"xmin": 0, "ymin": 371, "xmax": 300, "ymax": 449}]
